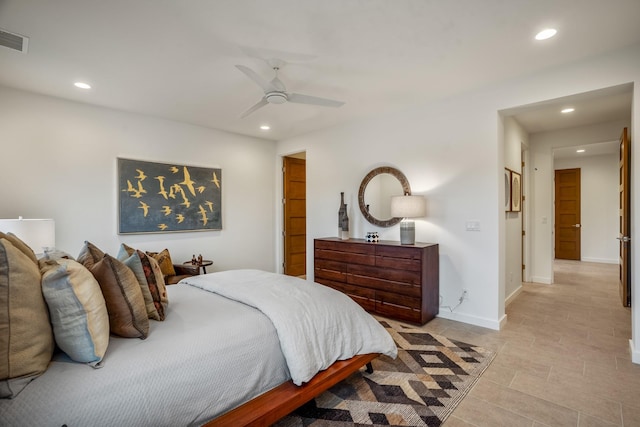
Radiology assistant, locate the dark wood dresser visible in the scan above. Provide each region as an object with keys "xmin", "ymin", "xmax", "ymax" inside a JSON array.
[{"xmin": 314, "ymin": 237, "xmax": 439, "ymax": 325}]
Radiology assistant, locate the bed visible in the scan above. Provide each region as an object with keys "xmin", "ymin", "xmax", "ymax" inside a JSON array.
[{"xmin": 0, "ymin": 268, "xmax": 397, "ymax": 426}]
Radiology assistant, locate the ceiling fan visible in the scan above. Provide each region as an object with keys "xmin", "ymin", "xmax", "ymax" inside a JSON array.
[{"xmin": 235, "ymin": 63, "xmax": 345, "ymax": 118}]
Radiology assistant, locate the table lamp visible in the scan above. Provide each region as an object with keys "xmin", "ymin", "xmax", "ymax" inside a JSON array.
[
  {"xmin": 0, "ymin": 217, "xmax": 55, "ymax": 256},
  {"xmin": 390, "ymin": 195, "xmax": 426, "ymax": 245}
]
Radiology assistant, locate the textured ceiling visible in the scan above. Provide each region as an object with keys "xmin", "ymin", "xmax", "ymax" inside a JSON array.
[{"xmin": 0, "ymin": 0, "xmax": 638, "ymax": 141}]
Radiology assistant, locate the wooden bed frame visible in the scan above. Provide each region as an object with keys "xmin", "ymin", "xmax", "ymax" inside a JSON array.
[{"xmin": 206, "ymin": 352, "xmax": 378, "ymax": 427}]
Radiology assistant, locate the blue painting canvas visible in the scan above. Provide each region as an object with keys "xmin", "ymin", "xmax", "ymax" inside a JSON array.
[{"xmin": 118, "ymin": 158, "xmax": 222, "ymax": 233}]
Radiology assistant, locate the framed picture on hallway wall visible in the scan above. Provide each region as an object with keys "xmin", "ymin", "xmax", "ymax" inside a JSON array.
[
  {"xmin": 504, "ymin": 168, "xmax": 512, "ymax": 212},
  {"xmin": 511, "ymin": 170, "xmax": 521, "ymax": 212}
]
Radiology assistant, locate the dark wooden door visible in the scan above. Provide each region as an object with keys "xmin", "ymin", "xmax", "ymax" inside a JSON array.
[
  {"xmin": 555, "ymin": 168, "xmax": 581, "ymax": 260},
  {"xmin": 618, "ymin": 127, "xmax": 631, "ymax": 307},
  {"xmin": 283, "ymin": 156, "xmax": 306, "ymax": 277}
]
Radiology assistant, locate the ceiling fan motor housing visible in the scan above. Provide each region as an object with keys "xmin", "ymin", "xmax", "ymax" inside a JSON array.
[{"xmin": 266, "ymin": 92, "xmax": 288, "ymax": 104}]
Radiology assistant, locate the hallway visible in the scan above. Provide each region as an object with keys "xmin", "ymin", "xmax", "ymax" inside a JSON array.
[{"xmin": 425, "ymin": 260, "xmax": 640, "ymax": 426}]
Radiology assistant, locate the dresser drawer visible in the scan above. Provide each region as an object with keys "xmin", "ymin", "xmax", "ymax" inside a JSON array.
[
  {"xmin": 375, "ymin": 300, "xmax": 421, "ymax": 323},
  {"xmin": 315, "ymin": 240, "xmax": 376, "ymax": 265},
  {"xmin": 375, "ymin": 255, "xmax": 422, "ymax": 272},
  {"xmin": 314, "ymin": 258, "xmax": 347, "ymax": 282},
  {"xmin": 318, "ymin": 280, "xmax": 376, "ymax": 312},
  {"xmin": 348, "ymin": 264, "xmax": 422, "ymax": 291}
]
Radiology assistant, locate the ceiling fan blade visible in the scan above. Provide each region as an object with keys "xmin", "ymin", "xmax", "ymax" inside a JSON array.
[
  {"xmin": 288, "ymin": 93, "xmax": 345, "ymax": 108},
  {"xmin": 240, "ymin": 98, "xmax": 268, "ymax": 118},
  {"xmin": 235, "ymin": 65, "xmax": 277, "ymax": 92}
]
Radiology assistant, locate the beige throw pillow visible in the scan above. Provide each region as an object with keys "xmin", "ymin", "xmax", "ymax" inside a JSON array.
[{"xmin": 0, "ymin": 238, "xmax": 55, "ymax": 398}]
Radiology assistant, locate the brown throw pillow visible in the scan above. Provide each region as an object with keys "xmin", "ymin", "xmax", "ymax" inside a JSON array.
[
  {"xmin": 77, "ymin": 241, "xmax": 105, "ymax": 270},
  {"xmin": 78, "ymin": 244, "xmax": 149, "ymax": 339},
  {"xmin": 0, "ymin": 238, "xmax": 55, "ymax": 398},
  {"xmin": 146, "ymin": 248, "xmax": 176, "ymax": 277}
]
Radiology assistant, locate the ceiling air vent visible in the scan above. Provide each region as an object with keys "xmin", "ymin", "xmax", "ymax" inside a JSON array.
[{"xmin": 0, "ymin": 28, "xmax": 28, "ymax": 53}]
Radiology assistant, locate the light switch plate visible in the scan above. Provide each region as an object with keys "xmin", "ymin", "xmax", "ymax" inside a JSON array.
[{"xmin": 466, "ymin": 221, "xmax": 480, "ymax": 231}]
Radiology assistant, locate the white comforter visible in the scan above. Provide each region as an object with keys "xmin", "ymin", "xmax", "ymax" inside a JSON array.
[{"xmin": 181, "ymin": 269, "xmax": 398, "ymax": 385}]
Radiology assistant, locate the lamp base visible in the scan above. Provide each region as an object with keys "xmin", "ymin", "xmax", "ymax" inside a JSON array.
[{"xmin": 399, "ymin": 220, "xmax": 415, "ymax": 245}]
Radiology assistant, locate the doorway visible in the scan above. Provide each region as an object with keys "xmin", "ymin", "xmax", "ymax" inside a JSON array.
[
  {"xmin": 283, "ymin": 153, "xmax": 306, "ymax": 277},
  {"xmin": 554, "ymin": 168, "xmax": 581, "ymax": 260}
]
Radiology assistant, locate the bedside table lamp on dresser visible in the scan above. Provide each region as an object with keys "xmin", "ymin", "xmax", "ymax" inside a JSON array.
[
  {"xmin": 314, "ymin": 238, "xmax": 439, "ymax": 325},
  {"xmin": 390, "ymin": 194, "xmax": 426, "ymax": 245}
]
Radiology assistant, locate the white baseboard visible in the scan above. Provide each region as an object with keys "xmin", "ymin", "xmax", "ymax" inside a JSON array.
[
  {"xmin": 530, "ymin": 276, "xmax": 552, "ymax": 284},
  {"xmin": 437, "ymin": 310, "xmax": 502, "ymax": 331},
  {"xmin": 631, "ymin": 339, "xmax": 640, "ymax": 364},
  {"xmin": 581, "ymin": 257, "xmax": 618, "ymax": 264},
  {"xmin": 505, "ymin": 286, "xmax": 523, "ymax": 307}
]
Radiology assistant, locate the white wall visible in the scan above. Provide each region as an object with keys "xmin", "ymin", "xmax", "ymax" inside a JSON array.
[
  {"xmin": 0, "ymin": 86, "xmax": 277, "ymax": 272},
  {"xmin": 504, "ymin": 117, "xmax": 526, "ymax": 302},
  {"xmin": 555, "ymin": 153, "xmax": 619, "ymax": 264},
  {"xmin": 276, "ymin": 43, "xmax": 640, "ymax": 339},
  {"xmin": 529, "ymin": 120, "xmax": 629, "ymax": 282}
]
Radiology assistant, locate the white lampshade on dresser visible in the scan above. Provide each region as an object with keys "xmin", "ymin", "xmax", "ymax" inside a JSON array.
[
  {"xmin": 0, "ymin": 217, "xmax": 55, "ymax": 256},
  {"xmin": 390, "ymin": 195, "xmax": 426, "ymax": 245}
]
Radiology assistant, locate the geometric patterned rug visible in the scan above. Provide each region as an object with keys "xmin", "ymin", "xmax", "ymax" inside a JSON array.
[{"xmin": 274, "ymin": 319, "xmax": 496, "ymax": 427}]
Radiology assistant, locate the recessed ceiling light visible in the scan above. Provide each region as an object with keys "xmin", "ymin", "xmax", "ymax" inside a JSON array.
[
  {"xmin": 561, "ymin": 107, "xmax": 575, "ymax": 114},
  {"xmin": 535, "ymin": 28, "xmax": 557, "ymax": 41},
  {"xmin": 576, "ymin": 149, "xmax": 585, "ymax": 153},
  {"xmin": 259, "ymin": 125, "xmax": 271, "ymax": 130},
  {"xmin": 74, "ymin": 82, "xmax": 91, "ymax": 89}
]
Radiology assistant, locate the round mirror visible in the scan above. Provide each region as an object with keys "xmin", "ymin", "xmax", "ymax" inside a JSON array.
[{"xmin": 358, "ymin": 166, "xmax": 411, "ymax": 227}]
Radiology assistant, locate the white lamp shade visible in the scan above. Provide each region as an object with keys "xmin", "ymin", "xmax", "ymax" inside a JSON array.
[
  {"xmin": 390, "ymin": 195, "xmax": 426, "ymax": 218},
  {"xmin": 0, "ymin": 218, "xmax": 55, "ymax": 254}
]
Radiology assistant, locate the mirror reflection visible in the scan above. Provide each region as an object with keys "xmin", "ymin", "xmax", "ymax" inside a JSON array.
[{"xmin": 363, "ymin": 173, "xmax": 405, "ymax": 220}]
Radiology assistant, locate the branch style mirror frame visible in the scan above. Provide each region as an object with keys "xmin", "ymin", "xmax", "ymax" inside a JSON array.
[{"xmin": 358, "ymin": 166, "xmax": 411, "ymax": 227}]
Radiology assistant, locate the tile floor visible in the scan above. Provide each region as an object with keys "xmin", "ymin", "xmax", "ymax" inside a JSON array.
[{"xmin": 420, "ymin": 260, "xmax": 640, "ymax": 427}]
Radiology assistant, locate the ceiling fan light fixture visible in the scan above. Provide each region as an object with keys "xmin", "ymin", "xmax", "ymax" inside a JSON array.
[{"xmin": 266, "ymin": 92, "xmax": 288, "ymax": 104}]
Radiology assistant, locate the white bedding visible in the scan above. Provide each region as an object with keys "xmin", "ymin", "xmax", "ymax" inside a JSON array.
[
  {"xmin": 0, "ymin": 284, "xmax": 289, "ymax": 427},
  {"xmin": 181, "ymin": 269, "xmax": 398, "ymax": 385}
]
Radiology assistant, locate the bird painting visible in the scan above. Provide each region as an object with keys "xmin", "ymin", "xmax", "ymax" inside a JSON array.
[
  {"xmin": 135, "ymin": 169, "xmax": 147, "ymax": 181},
  {"xmin": 137, "ymin": 180, "xmax": 146, "ymax": 195},
  {"xmin": 212, "ymin": 171, "xmax": 220, "ymax": 189},
  {"xmin": 138, "ymin": 201, "xmax": 149, "ymax": 217},
  {"xmin": 119, "ymin": 159, "xmax": 221, "ymax": 233},
  {"xmin": 198, "ymin": 205, "xmax": 208, "ymax": 226},
  {"xmin": 181, "ymin": 167, "xmax": 197, "ymax": 196},
  {"xmin": 156, "ymin": 176, "xmax": 168, "ymax": 199},
  {"xmin": 125, "ymin": 180, "xmax": 143, "ymax": 198}
]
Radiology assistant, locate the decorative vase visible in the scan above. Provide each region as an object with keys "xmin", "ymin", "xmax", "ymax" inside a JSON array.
[
  {"xmin": 338, "ymin": 192, "xmax": 348, "ymax": 239},
  {"xmin": 340, "ymin": 204, "xmax": 349, "ymax": 240}
]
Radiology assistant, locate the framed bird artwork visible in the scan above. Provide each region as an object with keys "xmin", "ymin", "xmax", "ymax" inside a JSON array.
[{"xmin": 117, "ymin": 158, "xmax": 222, "ymax": 233}]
